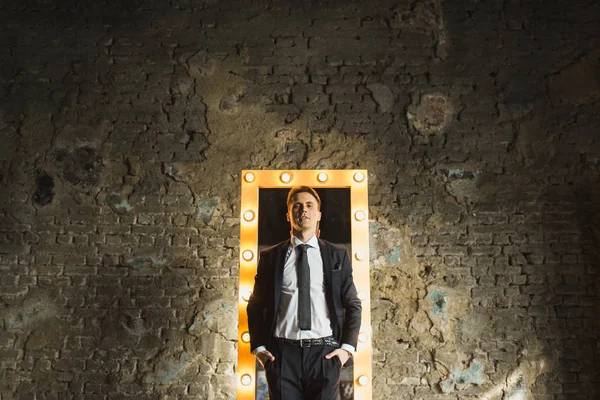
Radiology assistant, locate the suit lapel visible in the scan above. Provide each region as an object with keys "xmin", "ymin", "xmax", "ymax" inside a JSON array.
[
  {"xmin": 319, "ymin": 239, "xmax": 341, "ymax": 336},
  {"xmin": 319, "ymin": 238, "xmax": 333, "ymax": 298},
  {"xmin": 273, "ymin": 240, "xmax": 288, "ymax": 312}
]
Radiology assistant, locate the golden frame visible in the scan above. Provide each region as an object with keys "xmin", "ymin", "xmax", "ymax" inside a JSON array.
[{"xmin": 237, "ymin": 170, "xmax": 372, "ymax": 399}]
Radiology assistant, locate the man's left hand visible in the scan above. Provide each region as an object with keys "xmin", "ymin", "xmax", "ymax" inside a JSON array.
[{"xmin": 325, "ymin": 348, "xmax": 351, "ymax": 366}]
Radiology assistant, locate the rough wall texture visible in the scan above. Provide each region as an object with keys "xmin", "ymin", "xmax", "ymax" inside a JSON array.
[{"xmin": 1, "ymin": 0, "xmax": 599, "ymax": 399}]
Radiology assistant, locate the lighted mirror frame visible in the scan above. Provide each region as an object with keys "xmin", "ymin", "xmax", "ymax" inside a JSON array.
[{"xmin": 237, "ymin": 170, "xmax": 372, "ymax": 399}]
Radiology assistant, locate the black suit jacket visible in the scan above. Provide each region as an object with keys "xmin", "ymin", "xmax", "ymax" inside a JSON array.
[{"xmin": 246, "ymin": 238, "xmax": 362, "ymax": 356}]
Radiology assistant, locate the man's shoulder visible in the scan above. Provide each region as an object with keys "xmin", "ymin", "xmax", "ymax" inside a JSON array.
[
  {"xmin": 260, "ymin": 239, "xmax": 289, "ymax": 255},
  {"xmin": 317, "ymin": 238, "xmax": 347, "ymax": 254}
]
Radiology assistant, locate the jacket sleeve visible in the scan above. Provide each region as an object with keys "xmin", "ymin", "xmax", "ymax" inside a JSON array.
[
  {"xmin": 246, "ymin": 249, "xmax": 270, "ymax": 352},
  {"xmin": 339, "ymin": 249, "xmax": 362, "ymax": 348}
]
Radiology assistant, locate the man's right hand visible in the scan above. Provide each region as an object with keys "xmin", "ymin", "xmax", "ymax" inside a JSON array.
[{"xmin": 255, "ymin": 349, "xmax": 275, "ymax": 368}]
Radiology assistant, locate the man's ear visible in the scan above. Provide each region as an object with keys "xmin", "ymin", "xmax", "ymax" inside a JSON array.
[
  {"xmin": 317, "ymin": 211, "xmax": 322, "ymax": 221},
  {"xmin": 286, "ymin": 212, "xmax": 290, "ymax": 222}
]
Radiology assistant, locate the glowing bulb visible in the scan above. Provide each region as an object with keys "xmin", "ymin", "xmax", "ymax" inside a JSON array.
[
  {"xmin": 317, "ymin": 172, "xmax": 328, "ymax": 182},
  {"xmin": 244, "ymin": 172, "xmax": 255, "ymax": 183},
  {"xmin": 353, "ymin": 171, "xmax": 365, "ymax": 182},
  {"xmin": 358, "ymin": 375, "xmax": 369, "ymax": 386},
  {"xmin": 280, "ymin": 172, "xmax": 291, "ymax": 183},
  {"xmin": 242, "ymin": 250, "xmax": 254, "ymax": 261},
  {"xmin": 240, "ymin": 374, "xmax": 252, "ymax": 386},
  {"xmin": 243, "ymin": 210, "xmax": 255, "ymax": 222},
  {"xmin": 355, "ymin": 251, "xmax": 366, "ymax": 261},
  {"xmin": 357, "ymin": 291, "xmax": 367, "ymax": 301},
  {"xmin": 241, "ymin": 332, "xmax": 250, "ymax": 343},
  {"xmin": 354, "ymin": 210, "xmax": 366, "ymax": 221},
  {"xmin": 358, "ymin": 332, "xmax": 369, "ymax": 343},
  {"xmin": 241, "ymin": 289, "xmax": 252, "ymax": 302}
]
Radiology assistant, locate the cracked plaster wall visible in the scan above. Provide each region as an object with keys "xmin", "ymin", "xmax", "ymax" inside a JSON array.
[{"xmin": 1, "ymin": 0, "xmax": 600, "ymax": 399}]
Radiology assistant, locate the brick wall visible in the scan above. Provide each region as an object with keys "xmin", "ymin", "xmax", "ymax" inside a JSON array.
[{"xmin": 1, "ymin": 0, "xmax": 599, "ymax": 398}]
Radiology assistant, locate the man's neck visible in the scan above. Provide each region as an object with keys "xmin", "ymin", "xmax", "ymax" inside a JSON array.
[{"xmin": 292, "ymin": 230, "xmax": 316, "ymax": 244}]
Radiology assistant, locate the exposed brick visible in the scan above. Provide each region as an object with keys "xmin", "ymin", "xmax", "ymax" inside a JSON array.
[
  {"xmin": 1, "ymin": 1, "xmax": 598, "ymax": 399},
  {"xmin": 64, "ymin": 266, "xmax": 96, "ymax": 276}
]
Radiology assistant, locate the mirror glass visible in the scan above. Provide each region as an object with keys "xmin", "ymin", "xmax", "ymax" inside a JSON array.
[{"xmin": 255, "ymin": 188, "xmax": 354, "ymax": 400}]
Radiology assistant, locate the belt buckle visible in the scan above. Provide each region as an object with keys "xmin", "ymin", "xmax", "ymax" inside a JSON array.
[{"xmin": 300, "ymin": 339, "xmax": 310, "ymax": 347}]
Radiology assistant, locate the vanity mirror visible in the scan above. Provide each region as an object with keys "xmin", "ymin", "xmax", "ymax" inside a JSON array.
[{"xmin": 237, "ymin": 170, "xmax": 372, "ymax": 400}]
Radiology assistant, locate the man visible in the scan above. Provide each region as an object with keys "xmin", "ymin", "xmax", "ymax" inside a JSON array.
[{"xmin": 247, "ymin": 186, "xmax": 362, "ymax": 400}]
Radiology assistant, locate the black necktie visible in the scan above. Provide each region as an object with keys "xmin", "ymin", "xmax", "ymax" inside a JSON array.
[{"xmin": 297, "ymin": 244, "xmax": 311, "ymax": 330}]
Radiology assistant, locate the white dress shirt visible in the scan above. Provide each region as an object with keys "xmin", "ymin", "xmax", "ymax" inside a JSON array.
[
  {"xmin": 253, "ymin": 234, "xmax": 355, "ymax": 356},
  {"xmin": 274, "ymin": 235, "xmax": 333, "ymax": 339}
]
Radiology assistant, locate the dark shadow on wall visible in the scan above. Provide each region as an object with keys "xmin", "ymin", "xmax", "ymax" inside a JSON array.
[
  {"xmin": 558, "ymin": 180, "xmax": 600, "ymax": 397},
  {"xmin": 532, "ymin": 178, "xmax": 600, "ymax": 399},
  {"xmin": 1, "ymin": 0, "xmax": 599, "ymax": 399}
]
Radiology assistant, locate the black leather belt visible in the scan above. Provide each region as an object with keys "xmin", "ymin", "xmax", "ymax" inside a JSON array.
[{"xmin": 276, "ymin": 336, "xmax": 339, "ymax": 348}]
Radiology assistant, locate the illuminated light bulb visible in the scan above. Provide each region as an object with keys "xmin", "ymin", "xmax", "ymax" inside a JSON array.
[
  {"xmin": 241, "ymin": 289, "xmax": 252, "ymax": 302},
  {"xmin": 353, "ymin": 171, "xmax": 365, "ymax": 182},
  {"xmin": 317, "ymin": 172, "xmax": 328, "ymax": 182},
  {"xmin": 244, "ymin": 172, "xmax": 255, "ymax": 183},
  {"xmin": 241, "ymin": 332, "xmax": 251, "ymax": 343},
  {"xmin": 358, "ymin": 332, "xmax": 369, "ymax": 343},
  {"xmin": 355, "ymin": 251, "xmax": 366, "ymax": 261},
  {"xmin": 357, "ymin": 291, "xmax": 367, "ymax": 301},
  {"xmin": 240, "ymin": 374, "xmax": 252, "ymax": 386},
  {"xmin": 243, "ymin": 210, "xmax": 255, "ymax": 222},
  {"xmin": 358, "ymin": 375, "xmax": 369, "ymax": 386},
  {"xmin": 242, "ymin": 250, "xmax": 254, "ymax": 261},
  {"xmin": 354, "ymin": 210, "xmax": 366, "ymax": 221},
  {"xmin": 280, "ymin": 172, "xmax": 292, "ymax": 183}
]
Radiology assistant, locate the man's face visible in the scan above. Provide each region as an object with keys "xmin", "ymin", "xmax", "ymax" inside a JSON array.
[{"xmin": 286, "ymin": 191, "xmax": 322, "ymax": 233}]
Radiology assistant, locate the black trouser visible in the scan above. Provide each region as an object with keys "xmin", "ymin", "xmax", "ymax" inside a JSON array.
[{"xmin": 264, "ymin": 339, "xmax": 341, "ymax": 400}]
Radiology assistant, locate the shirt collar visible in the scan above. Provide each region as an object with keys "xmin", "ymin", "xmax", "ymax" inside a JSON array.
[{"xmin": 291, "ymin": 234, "xmax": 319, "ymax": 249}]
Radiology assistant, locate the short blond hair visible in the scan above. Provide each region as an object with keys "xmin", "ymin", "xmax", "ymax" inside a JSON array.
[{"xmin": 286, "ymin": 186, "xmax": 321, "ymax": 210}]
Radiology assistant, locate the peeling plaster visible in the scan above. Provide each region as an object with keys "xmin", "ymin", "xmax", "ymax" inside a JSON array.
[
  {"xmin": 197, "ymin": 196, "xmax": 220, "ymax": 223},
  {"xmin": 120, "ymin": 316, "xmax": 145, "ymax": 336},
  {"xmin": 54, "ymin": 146, "xmax": 103, "ymax": 188},
  {"xmin": 166, "ymin": 165, "xmax": 177, "ymax": 179},
  {"xmin": 505, "ymin": 372, "xmax": 527, "ymax": 399},
  {"xmin": 428, "ymin": 290, "xmax": 447, "ymax": 318},
  {"xmin": 441, "ymin": 169, "xmax": 476, "ymax": 180},
  {"xmin": 440, "ymin": 359, "xmax": 486, "ymax": 393},
  {"xmin": 189, "ymin": 299, "xmax": 237, "ymax": 341},
  {"xmin": 114, "ymin": 199, "xmax": 134, "ymax": 212},
  {"xmin": 33, "ymin": 172, "xmax": 54, "ymax": 206},
  {"xmin": 369, "ymin": 221, "xmax": 403, "ymax": 267},
  {"xmin": 407, "ymin": 93, "xmax": 453, "ymax": 135},
  {"xmin": 145, "ymin": 352, "xmax": 190, "ymax": 385},
  {"xmin": 366, "ymin": 83, "xmax": 394, "ymax": 113},
  {"xmin": 384, "ymin": 246, "xmax": 401, "ymax": 264},
  {"xmin": 4, "ymin": 296, "xmax": 57, "ymax": 330},
  {"xmin": 506, "ymin": 387, "xmax": 527, "ymax": 400},
  {"xmin": 479, "ymin": 367, "xmax": 532, "ymax": 400}
]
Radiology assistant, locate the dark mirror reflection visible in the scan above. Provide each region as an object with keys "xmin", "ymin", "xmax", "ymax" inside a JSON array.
[{"xmin": 255, "ymin": 188, "xmax": 354, "ymax": 400}]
